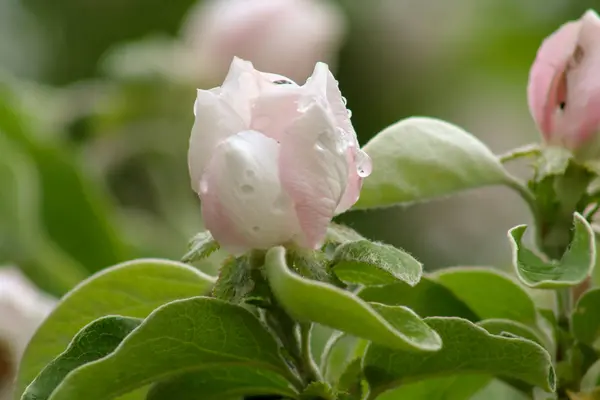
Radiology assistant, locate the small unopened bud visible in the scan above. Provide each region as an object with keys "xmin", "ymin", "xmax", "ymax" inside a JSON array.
[{"xmin": 527, "ymin": 10, "xmax": 600, "ymax": 157}]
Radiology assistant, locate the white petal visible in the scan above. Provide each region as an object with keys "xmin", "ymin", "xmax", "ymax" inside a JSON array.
[
  {"xmin": 0, "ymin": 267, "xmax": 55, "ymax": 388},
  {"xmin": 279, "ymin": 103, "xmax": 348, "ymax": 248},
  {"xmin": 200, "ymin": 130, "xmax": 300, "ymax": 253},
  {"xmin": 305, "ymin": 62, "xmax": 357, "ymax": 146},
  {"xmin": 188, "ymin": 89, "xmax": 245, "ymax": 192}
]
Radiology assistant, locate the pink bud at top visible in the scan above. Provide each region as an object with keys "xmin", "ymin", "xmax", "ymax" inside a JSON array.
[
  {"xmin": 182, "ymin": 0, "xmax": 346, "ymax": 84},
  {"xmin": 188, "ymin": 58, "xmax": 371, "ymax": 255},
  {"xmin": 527, "ymin": 10, "xmax": 600, "ymax": 153}
]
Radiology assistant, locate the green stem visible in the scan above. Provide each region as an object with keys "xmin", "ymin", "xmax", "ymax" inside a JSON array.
[
  {"xmin": 498, "ymin": 143, "xmax": 542, "ymax": 163},
  {"xmin": 557, "ymin": 287, "xmax": 573, "ymax": 322},
  {"xmin": 504, "ymin": 174, "xmax": 545, "ymax": 251},
  {"xmin": 299, "ymin": 323, "xmax": 323, "ymax": 383}
]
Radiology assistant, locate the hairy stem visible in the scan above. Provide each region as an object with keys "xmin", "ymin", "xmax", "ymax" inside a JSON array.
[{"xmin": 300, "ymin": 323, "xmax": 323, "ymax": 383}]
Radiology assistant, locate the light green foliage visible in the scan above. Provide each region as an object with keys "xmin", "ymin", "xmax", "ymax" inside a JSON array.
[
  {"xmin": 0, "ymin": 134, "xmax": 86, "ymax": 295},
  {"xmin": 353, "ymin": 117, "xmax": 509, "ymax": 209},
  {"xmin": 265, "ymin": 246, "xmax": 441, "ymax": 352},
  {"xmin": 146, "ymin": 366, "xmax": 299, "ymax": 400},
  {"xmin": 432, "ymin": 267, "xmax": 538, "ymax": 324},
  {"xmin": 211, "ymin": 256, "xmax": 255, "ymax": 304},
  {"xmin": 22, "ymin": 316, "xmax": 141, "ymax": 400},
  {"xmin": 181, "ymin": 231, "xmax": 219, "ymax": 263},
  {"xmin": 332, "ymin": 240, "xmax": 422, "ymax": 286},
  {"xmin": 364, "ymin": 317, "xmax": 555, "ymax": 397},
  {"xmin": 17, "ymin": 259, "xmax": 215, "ymax": 395},
  {"xmin": 509, "ymin": 213, "xmax": 595, "ymax": 288},
  {"xmin": 358, "ymin": 278, "xmax": 478, "ymax": 320},
  {"xmin": 325, "ymin": 223, "xmax": 365, "ymax": 245},
  {"xmin": 571, "ymin": 288, "xmax": 600, "ymax": 347},
  {"xmin": 41, "ymin": 297, "xmax": 297, "ymax": 400},
  {"xmin": 376, "ymin": 375, "xmax": 490, "ymax": 400},
  {"xmin": 477, "ymin": 319, "xmax": 546, "ymax": 347}
]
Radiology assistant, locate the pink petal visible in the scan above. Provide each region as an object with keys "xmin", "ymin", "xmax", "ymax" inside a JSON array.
[
  {"xmin": 279, "ymin": 103, "xmax": 348, "ymax": 248},
  {"xmin": 250, "ymin": 86, "xmax": 304, "ymax": 142},
  {"xmin": 200, "ymin": 130, "xmax": 300, "ymax": 254},
  {"xmin": 188, "ymin": 89, "xmax": 245, "ymax": 193},
  {"xmin": 527, "ymin": 20, "xmax": 581, "ymax": 141},
  {"xmin": 305, "ymin": 62, "xmax": 357, "ymax": 145},
  {"xmin": 305, "ymin": 62, "xmax": 369, "ymax": 214}
]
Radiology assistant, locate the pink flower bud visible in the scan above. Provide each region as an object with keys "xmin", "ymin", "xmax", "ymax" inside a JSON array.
[
  {"xmin": 182, "ymin": 0, "xmax": 346, "ymax": 84},
  {"xmin": 188, "ymin": 58, "xmax": 371, "ymax": 255},
  {"xmin": 527, "ymin": 10, "xmax": 600, "ymax": 153}
]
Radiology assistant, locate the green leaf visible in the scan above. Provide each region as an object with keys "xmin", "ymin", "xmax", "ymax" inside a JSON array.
[
  {"xmin": 471, "ymin": 380, "xmax": 529, "ymax": 400},
  {"xmin": 146, "ymin": 367, "xmax": 299, "ymax": 400},
  {"xmin": 376, "ymin": 375, "xmax": 490, "ymax": 400},
  {"xmin": 509, "ymin": 212, "xmax": 595, "ymax": 288},
  {"xmin": 181, "ymin": 231, "xmax": 219, "ymax": 263},
  {"xmin": 212, "ymin": 256, "xmax": 255, "ymax": 304},
  {"xmin": 325, "ymin": 223, "xmax": 365, "ymax": 245},
  {"xmin": 353, "ymin": 117, "xmax": 509, "ymax": 209},
  {"xmin": 580, "ymin": 359, "xmax": 600, "ymax": 391},
  {"xmin": 288, "ymin": 249, "xmax": 332, "ymax": 283},
  {"xmin": 265, "ymin": 247, "xmax": 441, "ymax": 352},
  {"xmin": 0, "ymin": 83, "xmax": 129, "ymax": 273},
  {"xmin": 321, "ymin": 333, "xmax": 367, "ymax": 387},
  {"xmin": 432, "ymin": 267, "xmax": 538, "ymax": 324},
  {"xmin": 300, "ymin": 382, "xmax": 336, "ymax": 400},
  {"xmin": 364, "ymin": 317, "xmax": 555, "ymax": 398},
  {"xmin": 478, "ymin": 319, "xmax": 545, "ymax": 347},
  {"xmin": 332, "ymin": 240, "xmax": 422, "ymax": 286},
  {"xmin": 0, "ymin": 134, "xmax": 87, "ymax": 295},
  {"xmin": 571, "ymin": 288, "xmax": 600, "ymax": 347},
  {"xmin": 43, "ymin": 297, "xmax": 298, "ymax": 400},
  {"xmin": 358, "ymin": 278, "xmax": 477, "ymax": 320},
  {"xmin": 16, "ymin": 258, "xmax": 215, "ymax": 395},
  {"xmin": 22, "ymin": 316, "xmax": 142, "ymax": 400}
]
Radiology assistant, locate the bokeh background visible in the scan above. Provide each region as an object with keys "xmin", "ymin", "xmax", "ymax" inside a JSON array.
[{"xmin": 0, "ymin": 0, "xmax": 598, "ymax": 298}]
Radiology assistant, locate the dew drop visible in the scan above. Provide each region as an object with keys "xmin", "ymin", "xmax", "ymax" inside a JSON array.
[
  {"xmin": 347, "ymin": 109, "xmax": 353, "ymax": 118},
  {"xmin": 341, "ymin": 96, "xmax": 348, "ymax": 106},
  {"xmin": 241, "ymin": 184, "xmax": 254, "ymax": 194},
  {"xmin": 356, "ymin": 149, "xmax": 372, "ymax": 178},
  {"xmin": 199, "ymin": 178, "xmax": 209, "ymax": 194},
  {"xmin": 315, "ymin": 143, "xmax": 326, "ymax": 152}
]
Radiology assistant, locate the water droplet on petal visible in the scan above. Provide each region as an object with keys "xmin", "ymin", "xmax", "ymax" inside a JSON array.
[
  {"xmin": 356, "ymin": 149, "xmax": 372, "ymax": 178},
  {"xmin": 315, "ymin": 143, "xmax": 326, "ymax": 152},
  {"xmin": 341, "ymin": 96, "xmax": 348, "ymax": 106},
  {"xmin": 347, "ymin": 109, "xmax": 353, "ymax": 119},
  {"xmin": 199, "ymin": 178, "xmax": 209, "ymax": 194}
]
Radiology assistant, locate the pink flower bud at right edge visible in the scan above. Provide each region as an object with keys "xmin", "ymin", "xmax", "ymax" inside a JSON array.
[{"xmin": 527, "ymin": 10, "xmax": 600, "ymax": 158}]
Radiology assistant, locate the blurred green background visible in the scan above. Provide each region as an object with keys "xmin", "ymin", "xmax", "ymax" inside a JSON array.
[{"xmin": 0, "ymin": 0, "xmax": 597, "ymax": 297}]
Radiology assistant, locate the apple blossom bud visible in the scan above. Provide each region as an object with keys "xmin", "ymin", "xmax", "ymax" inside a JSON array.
[
  {"xmin": 182, "ymin": 0, "xmax": 346, "ymax": 84},
  {"xmin": 527, "ymin": 10, "xmax": 600, "ymax": 156},
  {"xmin": 0, "ymin": 268, "xmax": 55, "ymax": 399},
  {"xmin": 188, "ymin": 58, "xmax": 371, "ymax": 255}
]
